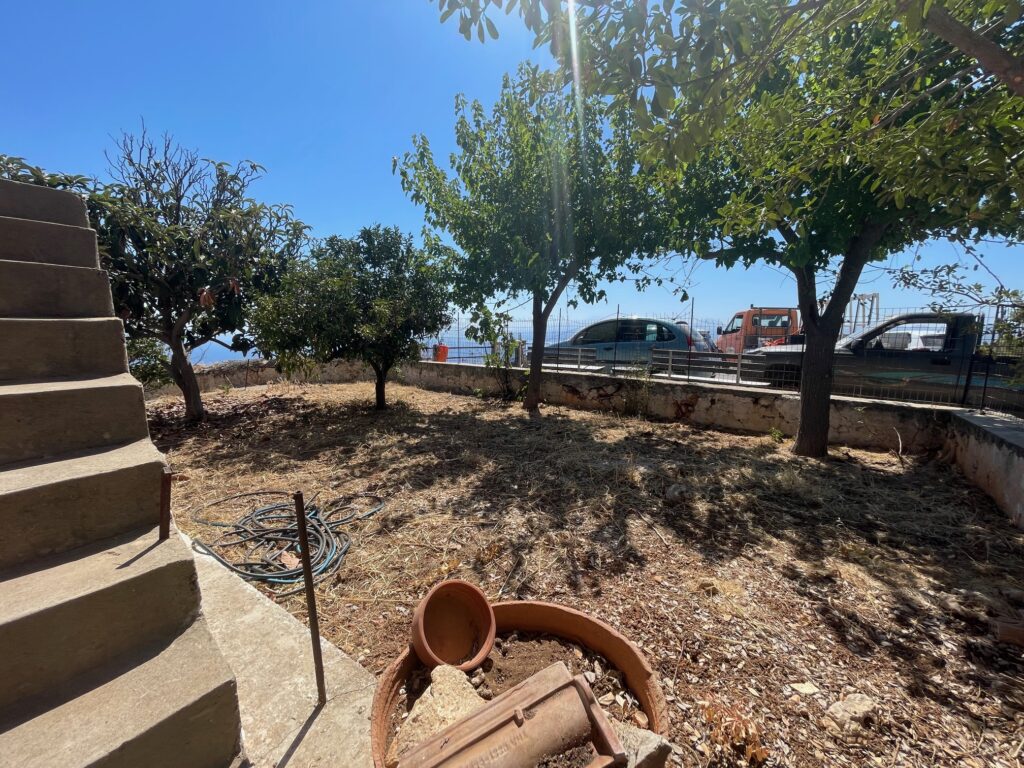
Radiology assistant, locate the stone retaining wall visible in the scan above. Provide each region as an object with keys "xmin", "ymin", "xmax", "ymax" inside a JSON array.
[
  {"xmin": 144, "ymin": 358, "xmax": 372, "ymax": 399},
  {"xmin": 947, "ymin": 412, "xmax": 1024, "ymax": 528},
  {"xmin": 396, "ymin": 361, "xmax": 953, "ymax": 453}
]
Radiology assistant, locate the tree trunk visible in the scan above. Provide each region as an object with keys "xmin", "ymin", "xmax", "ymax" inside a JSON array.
[
  {"xmin": 787, "ymin": 220, "xmax": 886, "ymax": 458},
  {"xmin": 523, "ymin": 294, "xmax": 547, "ymax": 412},
  {"xmin": 373, "ymin": 364, "xmax": 389, "ymax": 410},
  {"xmin": 792, "ymin": 323, "xmax": 840, "ymax": 457},
  {"xmin": 923, "ymin": 5, "xmax": 1024, "ymax": 97},
  {"xmin": 168, "ymin": 335, "xmax": 204, "ymax": 422}
]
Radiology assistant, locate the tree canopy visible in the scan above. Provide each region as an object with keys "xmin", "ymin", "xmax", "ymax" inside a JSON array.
[
  {"xmin": 252, "ymin": 225, "xmax": 452, "ymax": 409},
  {"xmin": 433, "ymin": 0, "xmax": 1024, "ymax": 454},
  {"xmin": 94, "ymin": 131, "xmax": 305, "ymax": 421},
  {"xmin": 1, "ymin": 139, "xmax": 304, "ymax": 422},
  {"xmin": 396, "ymin": 66, "xmax": 665, "ymax": 411}
]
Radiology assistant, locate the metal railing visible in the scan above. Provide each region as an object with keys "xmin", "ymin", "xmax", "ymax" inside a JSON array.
[{"xmin": 419, "ymin": 306, "xmax": 1024, "ymax": 421}]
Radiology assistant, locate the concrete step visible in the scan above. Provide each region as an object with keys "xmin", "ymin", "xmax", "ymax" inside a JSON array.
[
  {"xmin": 0, "ymin": 526, "xmax": 200, "ymax": 714},
  {"xmin": 0, "ymin": 259, "xmax": 114, "ymax": 318},
  {"xmin": 0, "ymin": 215, "xmax": 99, "ymax": 268},
  {"xmin": 0, "ymin": 373, "xmax": 149, "ymax": 466},
  {"xmin": 0, "ymin": 178, "xmax": 89, "ymax": 227},
  {"xmin": 0, "ymin": 440, "xmax": 165, "ymax": 571},
  {"xmin": 0, "ymin": 318, "xmax": 128, "ymax": 381},
  {"xmin": 0, "ymin": 618, "xmax": 242, "ymax": 768}
]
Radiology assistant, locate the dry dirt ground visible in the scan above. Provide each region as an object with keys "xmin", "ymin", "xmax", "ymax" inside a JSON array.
[{"xmin": 148, "ymin": 381, "xmax": 1024, "ymax": 768}]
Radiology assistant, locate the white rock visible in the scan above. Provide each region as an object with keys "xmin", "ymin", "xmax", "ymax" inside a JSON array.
[
  {"xmin": 822, "ymin": 693, "xmax": 876, "ymax": 735},
  {"xmin": 611, "ymin": 719, "xmax": 673, "ymax": 768},
  {"xmin": 390, "ymin": 665, "xmax": 485, "ymax": 763}
]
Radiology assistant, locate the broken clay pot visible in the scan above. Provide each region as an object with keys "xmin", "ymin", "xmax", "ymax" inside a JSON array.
[
  {"xmin": 373, "ymin": 600, "xmax": 669, "ymax": 768},
  {"xmin": 411, "ymin": 579, "xmax": 496, "ymax": 671},
  {"xmin": 399, "ymin": 661, "xmax": 626, "ymax": 768}
]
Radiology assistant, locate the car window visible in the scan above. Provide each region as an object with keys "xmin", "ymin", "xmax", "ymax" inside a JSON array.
[
  {"xmin": 576, "ymin": 321, "xmax": 617, "ymax": 344},
  {"xmin": 723, "ymin": 314, "xmax": 744, "ymax": 333},
  {"xmin": 869, "ymin": 321, "xmax": 949, "ymax": 351},
  {"xmin": 656, "ymin": 324, "xmax": 676, "ymax": 342},
  {"xmin": 615, "ymin": 319, "xmax": 645, "ymax": 342}
]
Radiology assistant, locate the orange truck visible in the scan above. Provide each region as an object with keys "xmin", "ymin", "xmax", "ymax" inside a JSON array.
[{"xmin": 716, "ymin": 307, "xmax": 799, "ymax": 354}]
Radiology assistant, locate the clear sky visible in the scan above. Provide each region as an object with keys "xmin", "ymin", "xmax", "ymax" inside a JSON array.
[{"xmin": 3, "ymin": 0, "xmax": 1020, "ymax": 361}]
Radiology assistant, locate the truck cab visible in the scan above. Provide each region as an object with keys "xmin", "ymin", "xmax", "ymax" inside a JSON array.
[
  {"xmin": 717, "ymin": 307, "xmax": 799, "ymax": 354},
  {"xmin": 753, "ymin": 312, "xmax": 984, "ymax": 403}
]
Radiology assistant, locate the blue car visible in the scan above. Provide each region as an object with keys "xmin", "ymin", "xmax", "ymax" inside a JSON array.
[{"xmin": 553, "ymin": 317, "xmax": 710, "ymax": 365}]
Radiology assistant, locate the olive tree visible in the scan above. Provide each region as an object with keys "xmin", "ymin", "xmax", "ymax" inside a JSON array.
[
  {"xmin": 396, "ymin": 67, "xmax": 664, "ymax": 412},
  {"xmin": 252, "ymin": 225, "xmax": 452, "ymax": 410}
]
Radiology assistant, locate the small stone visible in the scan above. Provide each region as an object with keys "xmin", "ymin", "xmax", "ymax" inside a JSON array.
[
  {"xmin": 822, "ymin": 693, "xmax": 877, "ymax": 736},
  {"xmin": 790, "ymin": 682, "xmax": 820, "ymax": 696},
  {"xmin": 391, "ymin": 665, "xmax": 484, "ymax": 762},
  {"xmin": 584, "ymin": 670, "xmax": 597, "ymax": 685},
  {"xmin": 611, "ymin": 720, "xmax": 673, "ymax": 768},
  {"xmin": 598, "ymin": 692, "xmax": 616, "ymax": 707},
  {"xmin": 698, "ymin": 579, "xmax": 719, "ymax": 596},
  {"xmin": 469, "ymin": 671, "xmax": 485, "ymax": 688},
  {"xmin": 479, "ymin": 686, "xmax": 494, "ymax": 700},
  {"xmin": 632, "ymin": 710, "xmax": 650, "ymax": 729}
]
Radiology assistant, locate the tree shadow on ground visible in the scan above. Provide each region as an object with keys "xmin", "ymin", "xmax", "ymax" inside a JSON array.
[{"xmin": 151, "ymin": 386, "xmax": 1024, "ymax": 727}]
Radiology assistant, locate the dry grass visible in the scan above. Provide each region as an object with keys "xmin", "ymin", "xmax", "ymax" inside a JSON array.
[{"xmin": 149, "ymin": 381, "xmax": 1024, "ymax": 768}]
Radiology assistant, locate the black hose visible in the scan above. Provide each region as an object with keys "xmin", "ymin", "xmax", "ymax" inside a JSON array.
[{"xmin": 190, "ymin": 491, "xmax": 383, "ymax": 597}]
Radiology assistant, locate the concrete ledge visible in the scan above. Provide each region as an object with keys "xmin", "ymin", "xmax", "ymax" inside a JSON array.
[
  {"xmin": 190, "ymin": 539, "xmax": 375, "ymax": 768},
  {"xmin": 397, "ymin": 361, "xmax": 954, "ymax": 453},
  {"xmin": 145, "ymin": 358, "xmax": 372, "ymax": 399},
  {"xmin": 948, "ymin": 412, "xmax": 1024, "ymax": 528}
]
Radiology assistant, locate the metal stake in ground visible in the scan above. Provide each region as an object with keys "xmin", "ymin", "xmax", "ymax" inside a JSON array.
[
  {"xmin": 159, "ymin": 468, "xmax": 172, "ymax": 541},
  {"xmin": 294, "ymin": 491, "xmax": 327, "ymax": 705}
]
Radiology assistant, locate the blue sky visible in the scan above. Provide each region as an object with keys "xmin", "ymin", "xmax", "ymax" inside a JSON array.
[{"xmin": 3, "ymin": 1, "xmax": 1020, "ymax": 361}]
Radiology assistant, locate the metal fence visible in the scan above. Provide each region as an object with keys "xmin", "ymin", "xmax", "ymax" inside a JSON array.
[{"xmin": 420, "ymin": 305, "xmax": 1023, "ymax": 420}]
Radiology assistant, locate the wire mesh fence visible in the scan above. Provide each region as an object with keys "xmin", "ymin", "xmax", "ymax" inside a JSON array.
[{"xmin": 419, "ymin": 305, "xmax": 1024, "ymax": 420}]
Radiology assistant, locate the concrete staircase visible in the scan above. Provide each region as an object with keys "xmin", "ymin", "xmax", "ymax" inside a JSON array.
[{"xmin": 0, "ymin": 179, "xmax": 244, "ymax": 767}]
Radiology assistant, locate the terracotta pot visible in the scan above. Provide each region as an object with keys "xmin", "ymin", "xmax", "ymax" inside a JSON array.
[
  {"xmin": 411, "ymin": 580, "xmax": 496, "ymax": 671},
  {"xmin": 491, "ymin": 601, "xmax": 670, "ymax": 737},
  {"xmin": 371, "ymin": 599, "xmax": 669, "ymax": 767}
]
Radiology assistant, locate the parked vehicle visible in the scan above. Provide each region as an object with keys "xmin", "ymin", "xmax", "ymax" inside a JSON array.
[
  {"xmin": 716, "ymin": 307, "xmax": 799, "ymax": 354},
  {"xmin": 746, "ymin": 312, "xmax": 1023, "ymax": 409},
  {"xmin": 552, "ymin": 317, "xmax": 708, "ymax": 366}
]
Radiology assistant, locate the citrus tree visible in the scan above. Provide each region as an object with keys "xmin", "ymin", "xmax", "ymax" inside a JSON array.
[{"xmin": 252, "ymin": 226, "xmax": 452, "ymax": 409}]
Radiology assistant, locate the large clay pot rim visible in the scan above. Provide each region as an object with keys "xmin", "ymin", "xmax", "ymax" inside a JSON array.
[
  {"xmin": 373, "ymin": 598, "xmax": 670, "ymax": 767},
  {"xmin": 411, "ymin": 579, "xmax": 496, "ymax": 671}
]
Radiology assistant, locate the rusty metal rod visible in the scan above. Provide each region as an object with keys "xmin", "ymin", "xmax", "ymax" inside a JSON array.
[
  {"xmin": 294, "ymin": 491, "xmax": 327, "ymax": 705},
  {"xmin": 159, "ymin": 468, "xmax": 172, "ymax": 540}
]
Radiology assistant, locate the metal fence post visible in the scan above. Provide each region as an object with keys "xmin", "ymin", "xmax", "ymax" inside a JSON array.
[
  {"xmin": 159, "ymin": 468, "xmax": 172, "ymax": 540},
  {"xmin": 612, "ymin": 305, "xmax": 620, "ymax": 373},
  {"xmin": 736, "ymin": 349, "xmax": 743, "ymax": 385},
  {"xmin": 293, "ymin": 491, "xmax": 327, "ymax": 706}
]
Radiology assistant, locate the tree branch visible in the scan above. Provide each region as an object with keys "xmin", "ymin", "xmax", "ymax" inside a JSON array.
[{"xmin": 921, "ymin": 4, "xmax": 1024, "ymax": 96}]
